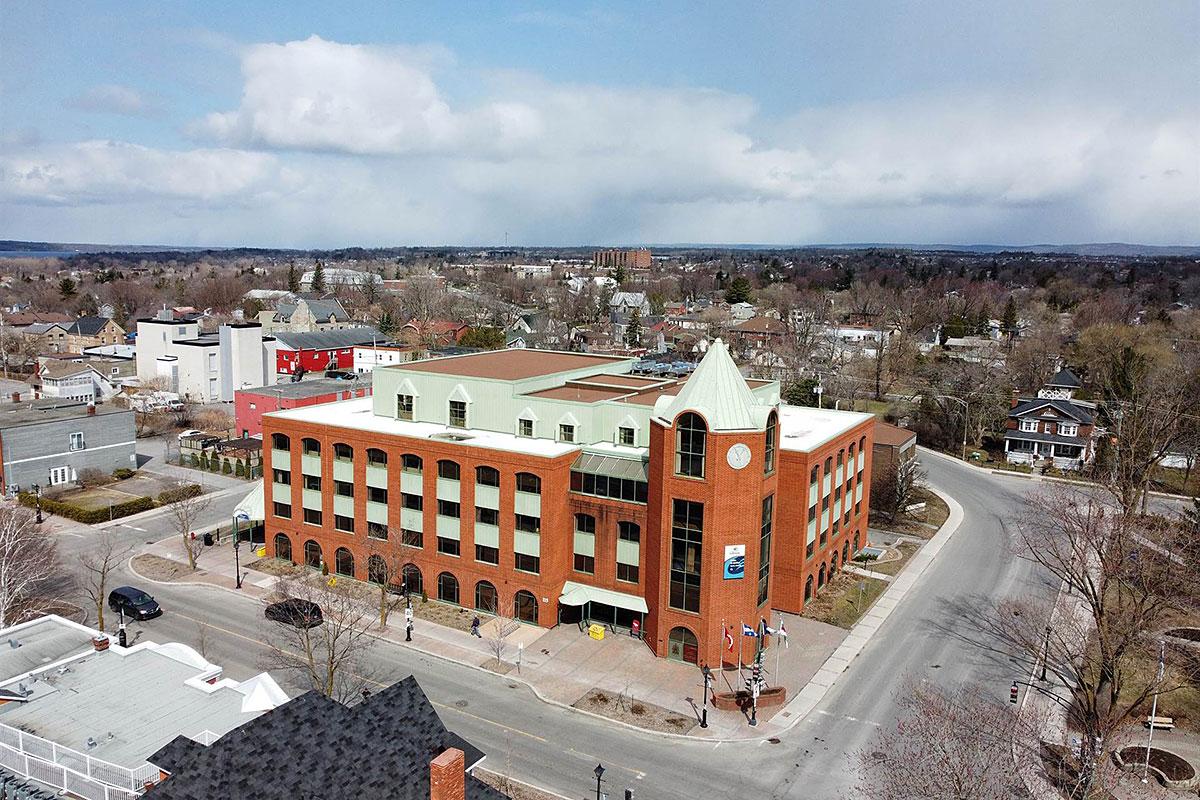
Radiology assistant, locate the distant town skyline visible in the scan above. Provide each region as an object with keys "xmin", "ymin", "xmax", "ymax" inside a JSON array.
[{"xmin": 1, "ymin": 1, "xmax": 1196, "ymax": 248}]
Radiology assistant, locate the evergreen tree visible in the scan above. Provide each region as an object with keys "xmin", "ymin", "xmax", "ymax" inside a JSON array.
[
  {"xmin": 310, "ymin": 261, "xmax": 326, "ymax": 294},
  {"xmin": 724, "ymin": 275, "xmax": 753, "ymax": 304},
  {"xmin": 624, "ymin": 307, "xmax": 643, "ymax": 349},
  {"xmin": 286, "ymin": 261, "xmax": 300, "ymax": 293},
  {"xmin": 611, "ymin": 264, "xmax": 628, "ymax": 286},
  {"xmin": 58, "ymin": 278, "xmax": 77, "ymax": 298},
  {"xmin": 1001, "ymin": 295, "xmax": 1018, "ymax": 338},
  {"xmin": 458, "ymin": 326, "xmax": 506, "ymax": 350}
]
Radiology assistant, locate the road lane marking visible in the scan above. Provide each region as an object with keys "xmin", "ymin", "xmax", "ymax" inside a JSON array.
[{"xmin": 566, "ymin": 747, "xmax": 646, "ymax": 779}]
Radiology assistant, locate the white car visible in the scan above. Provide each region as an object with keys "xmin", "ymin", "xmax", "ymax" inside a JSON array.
[{"xmin": 177, "ymin": 429, "xmax": 204, "ymax": 441}]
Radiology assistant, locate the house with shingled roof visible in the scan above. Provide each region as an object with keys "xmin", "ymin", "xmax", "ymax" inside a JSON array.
[{"xmin": 1003, "ymin": 367, "xmax": 1097, "ymax": 469}]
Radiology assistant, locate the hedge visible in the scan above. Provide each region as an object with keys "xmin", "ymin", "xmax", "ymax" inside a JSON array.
[
  {"xmin": 18, "ymin": 492, "xmax": 155, "ymax": 524},
  {"xmin": 157, "ymin": 483, "xmax": 203, "ymax": 505}
]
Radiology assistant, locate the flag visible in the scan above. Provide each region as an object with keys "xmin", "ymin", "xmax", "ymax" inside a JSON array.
[
  {"xmin": 724, "ymin": 626, "xmax": 735, "ymax": 652},
  {"xmin": 741, "ymin": 623, "xmax": 758, "ymax": 637},
  {"xmin": 778, "ymin": 620, "xmax": 789, "ymax": 648},
  {"xmin": 761, "ymin": 617, "xmax": 777, "ymax": 636}
]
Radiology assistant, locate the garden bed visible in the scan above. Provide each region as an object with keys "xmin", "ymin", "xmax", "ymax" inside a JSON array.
[
  {"xmin": 801, "ymin": 572, "xmax": 888, "ymax": 629},
  {"xmin": 131, "ymin": 553, "xmax": 197, "ymax": 582},
  {"xmin": 863, "ymin": 542, "xmax": 920, "ymax": 576},
  {"xmin": 572, "ymin": 688, "xmax": 695, "ymax": 734}
]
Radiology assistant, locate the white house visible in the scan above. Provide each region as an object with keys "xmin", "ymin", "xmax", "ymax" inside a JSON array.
[{"xmin": 136, "ymin": 316, "xmax": 277, "ymax": 402}]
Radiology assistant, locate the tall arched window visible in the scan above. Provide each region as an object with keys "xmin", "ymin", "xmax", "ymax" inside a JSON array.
[
  {"xmin": 271, "ymin": 433, "xmax": 290, "ymax": 451},
  {"xmin": 804, "ymin": 575, "xmax": 814, "ymax": 601},
  {"xmin": 402, "ymin": 454, "xmax": 423, "ymax": 473},
  {"xmin": 667, "ymin": 626, "xmax": 699, "ymax": 664},
  {"xmin": 273, "ymin": 533, "xmax": 292, "ymax": 562},
  {"xmin": 401, "ymin": 564, "xmax": 423, "ymax": 595},
  {"xmin": 674, "ymin": 412, "xmax": 707, "ymax": 478},
  {"xmin": 437, "ymin": 460, "xmax": 460, "ymax": 481},
  {"xmin": 515, "ymin": 472, "xmax": 541, "ymax": 494},
  {"xmin": 304, "ymin": 540, "xmax": 322, "ymax": 569},
  {"xmin": 334, "ymin": 547, "xmax": 355, "ymax": 577},
  {"xmin": 764, "ymin": 412, "xmax": 778, "ymax": 475},
  {"xmin": 367, "ymin": 554, "xmax": 387, "ymax": 584},
  {"xmin": 367, "ymin": 448, "xmax": 387, "ymax": 467},
  {"xmin": 437, "ymin": 572, "xmax": 460, "ymax": 605},
  {"xmin": 514, "ymin": 590, "xmax": 538, "ymax": 624},
  {"xmin": 475, "ymin": 581, "xmax": 498, "ymax": 613},
  {"xmin": 818, "ymin": 563, "xmax": 827, "ymax": 588},
  {"xmin": 333, "ymin": 443, "xmax": 353, "ymax": 462},
  {"xmin": 476, "ymin": 466, "xmax": 500, "ymax": 487}
]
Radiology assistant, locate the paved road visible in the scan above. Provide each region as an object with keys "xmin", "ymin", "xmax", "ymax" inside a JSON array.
[{"xmin": 55, "ymin": 455, "xmax": 1122, "ymax": 799}]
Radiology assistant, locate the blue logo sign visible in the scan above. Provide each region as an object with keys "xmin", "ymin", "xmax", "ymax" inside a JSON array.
[{"xmin": 723, "ymin": 544, "xmax": 746, "ymax": 579}]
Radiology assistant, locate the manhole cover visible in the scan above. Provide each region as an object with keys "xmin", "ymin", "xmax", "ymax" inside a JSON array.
[
  {"xmin": 872, "ymin": 751, "xmax": 886, "ymax": 760},
  {"xmin": 767, "ymin": 738, "xmax": 781, "ymax": 744},
  {"xmin": 454, "ymin": 700, "xmax": 468, "ymax": 708}
]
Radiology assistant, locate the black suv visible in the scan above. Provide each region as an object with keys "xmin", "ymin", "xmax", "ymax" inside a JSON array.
[
  {"xmin": 265, "ymin": 598, "xmax": 323, "ymax": 628},
  {"xmin": 108, "ymin": 586, "xmax": 162, "ymax": 620}
]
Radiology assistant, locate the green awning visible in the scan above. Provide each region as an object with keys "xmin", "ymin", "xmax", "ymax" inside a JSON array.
[{"xmin": 559, "ymin": 580, "xmax": 648, "ymax": 614}]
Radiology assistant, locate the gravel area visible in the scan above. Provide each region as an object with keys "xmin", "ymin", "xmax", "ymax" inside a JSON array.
[
  {"xmin": 572, "ymin": 687, "xmax": 696, "ymax": 734},
  {"xmin": 132, "ymin": 553, "xmax": 198, "ymax": 582}
]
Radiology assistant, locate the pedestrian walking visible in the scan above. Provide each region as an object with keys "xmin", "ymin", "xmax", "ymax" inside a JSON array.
[{"xmin": 471, "ymin": 616, "xmax": 481, "ymax": 637}]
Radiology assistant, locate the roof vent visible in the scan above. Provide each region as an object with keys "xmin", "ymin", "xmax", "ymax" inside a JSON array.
[
  {"xmin": 430, "ymin": 433, "xmax": 473, "ymax": 442},
  {"xmin": 7, "ymin": 638, "xmax": 19, "ymax": 649},
  {"xmin": 86, "ymin": 737, "xmax": 97, "ymax": 749}
]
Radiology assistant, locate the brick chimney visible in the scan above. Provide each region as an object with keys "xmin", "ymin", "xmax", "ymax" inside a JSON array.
[
  {"xmin": 87, "ymin": 403, "xmax": 96, "ymax": 416},
  {"xmin": 430, "ymin": 747, "xmax": 465, "ymax": 800},
  {"xmin": 1010, "ymin": 389, "xmax": 1020, "ymax": 409},
  {"xmin": 9, "ymin": 392, "xmax": 17, "ymax": 403}
]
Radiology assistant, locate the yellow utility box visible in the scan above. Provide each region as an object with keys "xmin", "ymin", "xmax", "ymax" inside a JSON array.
[{"xmin": 588, "ymin": 623, "xmax": 605, "ymax": 641}]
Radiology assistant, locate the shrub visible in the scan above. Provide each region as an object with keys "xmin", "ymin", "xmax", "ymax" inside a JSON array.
[
  {"xmin": 77, "ymin": 467, "xmax": 110, "ymax": 488},
  {"xmin": 631, "ymin": 703, "xmax": 646, "ymax": 716},
  {"xmin": 189, "ymin": 454, "xmax": 199, "ymax": 468},
  {"xmin": 157, "ymin": 484, "xmax": 203, "ymax": 505},
  {"xmin": 420, "ymin": 589, "xmax": 428, "ymax": 604},
  {"xmin": 198, "ymin": 453, "xmax": 209, "ymax": 470},
  {"xmin": 18, "ymin": 492, "xmax": 154, "ymax": 524},
  {"xmin": 594, "ymin": 692, "xmax": 610, "ymax": 705},
  {"xmin": 208, "ymin": 457, "xmax": 219, "ymax": 472},
  {"xmin": 234, "ymin": 460, "xmax": 245, "ymax": 478},
  {"xmin": 221, "ymin": 460, "xmax": 232, "ymax": 475},
  {"xmin": 112, "ymin": 468, "xmax": 135, "ymax": 480}
]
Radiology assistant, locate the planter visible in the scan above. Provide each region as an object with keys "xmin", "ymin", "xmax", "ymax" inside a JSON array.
[
  {"xmin": 712, "ymin": 686, "xmax": 787, "ymax": 712},
  {"xmin": 1114, "ymin": 745, "xmax": 1198, "ymax": 790},
  {"xmin": 1163, "ymin": 627, "xmax": 1200, "ymax": 643}
]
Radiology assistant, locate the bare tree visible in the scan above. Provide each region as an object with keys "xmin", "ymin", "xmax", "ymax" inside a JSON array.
[
  {"xmin": 0, "ymin": 507, "xmax": 58, "ymax": 625},
  {"xmin": 479, "ymin": 589, "xmax": 518, "ymax": 669},
  {"xmin": 365, "ymin": 537, "xmax": 406, "ymax": 629},
  {"xmin": 78, "ymin": 531, "xmax": 133, "ymax": 631},
  {"xmin": 262, "ymin": 575, "xmax": 377, "ymax": 703},
  {"xmin": 165, "ymin": 489, "xmax": 212, "ymax": 571},
  {"xmin": 870, "ymin": 457, "xmax": 928, "ymax": 523}
]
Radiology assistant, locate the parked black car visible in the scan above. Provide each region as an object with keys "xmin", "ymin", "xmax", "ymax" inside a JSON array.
[
  {"xmin": 108, "ymin": 586, "xmax": 162, "ymax": 620},
  {"xmin": 264, "ymin": 598, "xmax": 323, "ymax": 628}
]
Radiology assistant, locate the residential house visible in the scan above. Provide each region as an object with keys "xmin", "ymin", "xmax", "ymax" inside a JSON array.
[
  {"xmin": 0, "ymin": 614, "xmax": 285, "ymax": 799},
  {"xmin": 0, "ymin": 401, "xmax": 136, "ymax": 491},
  {"xmin": 300, "ymin": 267, "xmax": 382, "ymax": 291},
  {"xmin": 144, "ymin": 676, "xmax": 505, "ymax": 800},
  {"xmin": 872, "ymin": 422, "xmax": 917, "ymax": 475},
  {"xmin": 609, "ymin": 292, "xmax": 650, "ymax": 316},
  {"xmin": 353, "ymin": 342, "xmax": 427, "ymax": 374},
  {"xmin": 400, "ymin": 320, "xmax": 469, "ymax": 348},
  {"xmin": 728, "ymin": 317, "xmax": 789, "ymax": 356},
  {"xmin": 2, "ymin": 312, "xmax": 71, "ymax": 331},
  {"xmin": 65, "ymin": 316, "xmax": 126, "ymax": 351},
  {"xmin": 136, "ymin": 316, "xmax": 277, "ymax": 403},
  {"xmin": 942, "ymin": 335, "xmax": 1003, "ymax": 365},
  {"xmin": 20, "ymin": 321, "xmax": 71, "ymax": 353},
  {"xmin": 275, "ymin": 327, "xmax": 382, "ymax": 376},
  {"xmin": 257, "ymin": 296, "xmax": 355, "ymax": 335},
  {"xmin": 29, "ymin": 361, "xmax": 117, "ymax": 402},
  {"xmin": 728, "ymin": 301, "xmax": 756, "ymax": 321},
  {"xmin": 1004, "ymin": 369, "xmax": 1096, "ymax": 469}
]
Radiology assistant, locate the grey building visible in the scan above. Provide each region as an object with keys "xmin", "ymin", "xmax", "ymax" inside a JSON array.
[{"xmin": 0, "ymin": 402, "xmax": 136, "ymax": 493}]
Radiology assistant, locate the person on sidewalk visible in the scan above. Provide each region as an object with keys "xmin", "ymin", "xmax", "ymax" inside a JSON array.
[{"xmin": 471, "ymin": 616, "xmax": 481, "ymax": 637}]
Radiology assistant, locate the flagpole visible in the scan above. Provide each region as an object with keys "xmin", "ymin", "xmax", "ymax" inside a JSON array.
[
  {"xmin": 775, "ymin": 613, "xmax": 782, "ymax": 688},
  {"xmin": 738, "ymin": 621, "xmax": 744, "ymax": 673}
]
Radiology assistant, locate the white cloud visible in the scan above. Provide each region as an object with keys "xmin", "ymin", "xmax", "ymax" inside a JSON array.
[{"xmin": 65, "ymin": 84, "xmax": 156, "ymax": 117}]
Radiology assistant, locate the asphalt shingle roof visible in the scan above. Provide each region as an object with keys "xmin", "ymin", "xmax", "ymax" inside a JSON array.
[
  {"xmin": 145, "ymin": 676, "xmax": 506, "ymax": 800},
  {"xmin": 1045, "ymin": 368, "xmax": 1082, "ymax": 388},
  {"xmin": 1008, "ymin": 397, "xmax": 1093, "ymax": 425}
]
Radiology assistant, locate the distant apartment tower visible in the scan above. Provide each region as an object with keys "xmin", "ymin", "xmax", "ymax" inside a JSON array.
[{"xmin": 593, "ymin": 248, "xmax": 652, "ymax": 271}]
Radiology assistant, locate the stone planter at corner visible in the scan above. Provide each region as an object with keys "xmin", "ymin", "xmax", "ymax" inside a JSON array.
[
  {"xmin": 1113, "ymin": 746, "xmax": 1200, "ymax": 791},
  {"xmin": 712, "ymin": 686, "xmax": 787, "ymax": 712}
]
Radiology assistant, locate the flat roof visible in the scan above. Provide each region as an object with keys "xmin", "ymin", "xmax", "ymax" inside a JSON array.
[
  {"xmin": 523, "ymin": 385, "xmax": 632, "ymax": 403},
  {"xmin": 389, "ymin": 349, "xmax": 631, "ymax": 381},
  {"xmin": 0, "ymin": 617, "xmax": 93, "ymax": 680},
  {"xmin": 239, "ymin": 374, "xmax": 373, "ymax": 400},
  {"xmin": 778, "ymin": 404, "xmax": 874, "ymax": 452},
  {"xmin": 571, "ymin": 374, "xmax": 666, "ymax": 388},
  {"xmin": 265, "ymin": 397, "xmax": 578, "ymax": 458},
  {"xmin": 0, "ymin": 402, "xmax": 129, "ymax": 429}
]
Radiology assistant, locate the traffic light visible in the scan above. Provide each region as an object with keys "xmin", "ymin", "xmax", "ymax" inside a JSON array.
[{"xmin": 1009, "ymin": 681, "xmax": 1019, "ymax": 704}]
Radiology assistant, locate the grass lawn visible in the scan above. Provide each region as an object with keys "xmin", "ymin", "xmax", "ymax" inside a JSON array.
[
  {"xmin": 863, "ymin": 541, "xmax": 920, "ymax": 576},
  {"xmin": 801, "ymin": 572, "xmax": 888, "ymax": 629},
  {"xmin": 55, "ymin": 486, "xmax": 141, "ymax": 512}
]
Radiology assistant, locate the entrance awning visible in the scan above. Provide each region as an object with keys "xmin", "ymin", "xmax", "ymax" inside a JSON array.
[
  {"xmin": 233, "ymin": 480, "xmax": 264, "ymax": 522},
  {"xmin": 559, "ymin": 581, "xmax": 648, "ymax": 614}
]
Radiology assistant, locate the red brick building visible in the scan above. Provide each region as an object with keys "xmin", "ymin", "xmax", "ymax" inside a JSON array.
[
  {"xmin": 593, "ymin": 248, "xmax": 652, "ymax": 271},
  {"xmin": 234, "ymin": 374, "xmax": 373, "ymax": 438},
  {"xmin": 274, "ymin": 328, "xmax": 381, "ymax": 375},
  {"xmin": 261, "ymin": 341, "xmax": 873, "ymax": 663}
]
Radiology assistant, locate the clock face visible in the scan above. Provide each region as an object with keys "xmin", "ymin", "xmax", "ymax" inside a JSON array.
[{"xmin": 726, "ymin": 443, "xmax": 752, "ymax": 470}]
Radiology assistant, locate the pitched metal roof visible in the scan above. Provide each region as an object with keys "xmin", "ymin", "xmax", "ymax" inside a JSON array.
[
  {"xmin": 657, "ymin": 338, "xmax": 773, "ymax": 431},
  {"xmin": 1009, "ymin": 397, "xmax": 1093, "ymax": 425},
  {"xmin": 572, "ymin": 451, "xmax": 649, "ymax": 481},
  {"xmin": 273, "ymin": 327, "xmax": 381, "ymax": 351}
]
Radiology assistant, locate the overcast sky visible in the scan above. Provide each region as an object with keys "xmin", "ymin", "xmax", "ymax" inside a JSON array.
[{"xmin": 1, "ymin": 1, "xmax": 1196, "ymax": 248}]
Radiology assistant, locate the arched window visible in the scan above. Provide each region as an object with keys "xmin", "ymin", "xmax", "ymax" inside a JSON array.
[
  {"xmin": 823, "ymin": 456, "xmax": 832, "ymax": 476},
  {"xmin": 402, "ymin": 454, "xmax": 422, "ymax": 473},
  {"xmin": 401, "ymin": 564, "xmax": 423, "ymax": 595},
  {"xmin": 437, "ymin": 572, "xmax": 460, "ymax": 605},
  {"xmin": 810, "ymin": 466, "xmax": 819, "ymax": 485},
  {"xmin": 804, "ymin": 575, "xmax": 814, "ymax": 601},
  {"xmin": 515, "ymin": 472, "xmax": 541, "ymax": 494},
  {"xmin": 302, "ymin": 438, "xmax": 320, "ymax": 456},
  {"xmin": 437, "ymin": 460, "xmax": 460, "ymax": 481},
  {"xmin": 764, "ymin": 412, "xmax": 778, "ymax": 475},
  {"xmin": 367, "ymin": 448, "xmax": 387, "ymax": 467},
  {"xmin": 830, "ymin": 552, "xmax": 839, "ymax": 573},
  {"xmin": 304, "ymin": 540, "xmax": 322, "ymax": 569},
  {"xmin": 854, "ymin": 532, "xmax": 861, "ymax": 553},
  {"xmin": 842, "ymin": 541, "xmax": 850, "ymax": 563},
  {"xmin": 273, "ymin": 533, "xmax": 292, "ymax": 562},
  {"xmin": 334, "ymin": 547, "xmax": 355, "ymax": 577},
  {"xmin": 333, "ymin": 443, "xmax": 353, "ymax": 462},
  {"xmin": 667, "ymin": 626, "xmax": 699, "ymax": 664},
  {"xmin": 849, "ymin": 441, "xmax": 857, "ymax": 463},
  {"xmin": 818, "ymin": 563, "xmax": 827, "ymax": 588},
  {"xmin": 475, "ymin": 466, "xmax": 500, "ymax": 487},
  {"xmin": 514, "ymin": 590, "xmax": 538, "ymax": 624},
  {"xmin": 674, "ymin": 412, "xmax": 707, "ymax": 478},
  {"xmin": 475, "ymin": 581, "xmax": 497, "ymax": 613},
  {"xmin": 271, "ymin": 433, "xmax": 290, "ymax": 451},
  {"xmin": 367, "ymin": 554, "xmax": 388, "ymax": 584}
]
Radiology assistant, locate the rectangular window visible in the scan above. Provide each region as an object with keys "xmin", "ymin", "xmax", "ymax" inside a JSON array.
[
  {"xmin": 617, "ymin": 562, "xmax": 639, "ymax": 583},
  {"xmin": 303, "ymin": 508, "xmax": 322, "ymax": 526},
  {"xmin": 397, "ymin": 394, "xmax": 414, "ymax": 420},
  {"xmin": 569, "ymin": 471, "xmax": 648, "ymax": 504},
  {"xmin": 449, "ymin": 400, "xmax": 466, "ymax": 428},
  {"xmin": 618, "ymin": 426, "xmax": 635, "ymax": 446},
  {"xmin": 808, "ymin": 505, "xmax": 816, "ymax": 523},
  {"xmin": 273, "ymin": 501, "xmax": 291, "ymax": 519},
  {"xmin": 367, "ymin": 522, "xmax": 388, "ymax": 540},
  {"xmin": 518, "ymin": 418, "xmax": 534, "ymax": 437},
  {"xmin": 515, "ymin": 513, "xmax": 541, "ymax": 534},
  {"xmin": 334, "ymin": 480, "xmax": 354, "ymax": 498},
  {"xmin": 1058, "ymin": 424, "xmax": 1079, "ymax": 437},
  {"xmin": 819, "ymin": 529, "xmax": 827, "ymax": 547},
  {"xmin": 334, "ymin": 514, "xmax": 354, "ymax": 532},
  {"xmin": 401, "ymin": 529, "xmax": 423, "ymax": 548},
  {"xmin": 805, "ymin": 540, "xmax": 814, "ymax": 559},
  {"xmin": 437, "ymin": 537, "xmax": 460, "ymax": 557},
  {"xmin": 68, "ymin": 432, "xmax": 84, "ymax": 451},
  {"xmin": 669, "ymin": 499, "xmax": 703, "ymax": 613},
  {"xmin": 514, "ymin": 552, "xmax": 540, "ymax": 574},
  {"xmin": 438, "ymin": 460, "xmax": 460, "ymax": 480},
  {"xmin": 437, "ymin": 499, "xmax": 460, "ymax": 519},
  {"xmin": 303, "ymin": 474, "xmax": 321, "ymax": 491},
  {"xmin": 758, "ymin": 495, "xmax": 774, "ymax": 606},
  {"xmin": 475, "ymin": 544, "xmax": 499, "ymax": 564},
  {"xmin": 476, "ymin": 506, "xmax": 499, "ymax": 526},
  {"xmin": 402, "ymin": 492, "xmax": 423, "ymax": 511},
  {"xmin": 1020, "ymin": 419, "xmax": 1038, "ymax": 433},
  {"xmin": 272, "ymin": 469, "xmax": 290, "ymax": 485},
  {"xmin": 368, "ymin": 486, "xmax": 388, "ymax": 504},
  {"xmin": 559, "ymin": 423, "xmax": 575, "ymax": 443},
  {"xmin": 573, "ymin": 553, "xmax": 595, "ymax": 574}
]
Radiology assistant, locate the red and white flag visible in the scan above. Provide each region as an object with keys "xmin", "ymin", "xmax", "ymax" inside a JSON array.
[
  {"xmin": 724, "ymin": 625, "xmax": 735, "ymax": 652},
  {"xmin": 778, "ymin": 620, "xmax": 789, "ymax": 648}
]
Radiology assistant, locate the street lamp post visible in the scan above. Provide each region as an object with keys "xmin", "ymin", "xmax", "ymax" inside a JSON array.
[
  {"xmin": 1040, "ymin": 625, "xmax": 1051, "ymax": 681},
  {"xmin": 593, "ymin": 763, "xmax": 605, "ymax": 800},
  {"xmin": 700, "ymin": 664, "xmax": 712, "ymax": 729},
  {"xmin": 1143, "ymin": 641, "xmax": 1167, "ymax": 783},
  {"xmin": 32, "ymin": 484, "xmax": 42, "ymax": 524}
]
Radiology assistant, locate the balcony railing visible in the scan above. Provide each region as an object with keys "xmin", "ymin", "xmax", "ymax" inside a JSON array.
[{"xmin": 0, "ymin": 721, "xmax": 160, "ymax": 799}]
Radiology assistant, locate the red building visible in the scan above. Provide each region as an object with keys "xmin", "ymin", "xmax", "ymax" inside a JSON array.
[
  {"xmin": 261, "ymin": 342, "xmax": 873, "ymax": 663},
  {"xmin": 234, "ymin": 375, "xmax": 374, "ymax": 438},
  {"xmin": 274, "ymin": 328, "xmax": 381, "ymax": 375}
]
